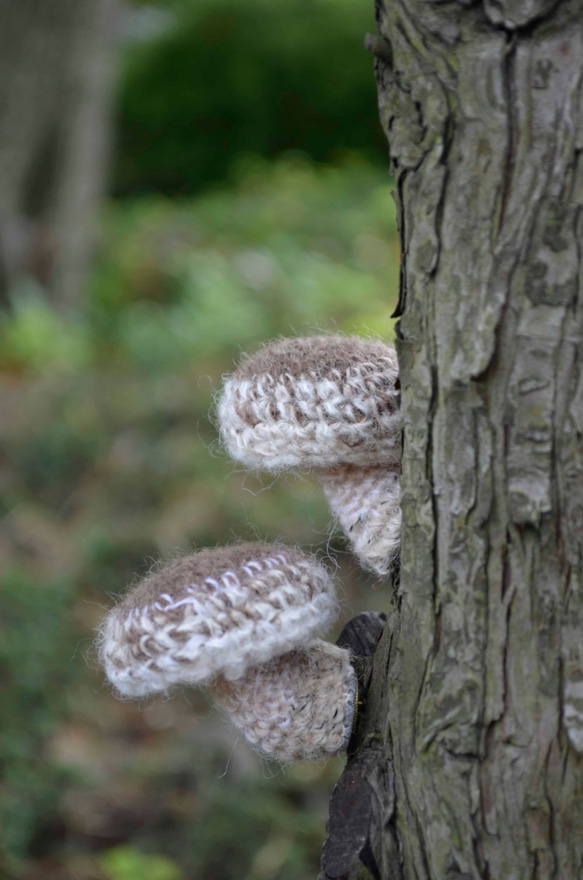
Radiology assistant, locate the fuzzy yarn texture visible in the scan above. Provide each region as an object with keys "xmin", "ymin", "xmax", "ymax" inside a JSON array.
[
  {"xmin": 319, "ymin": 464, "xmax": 401, "ymax": 576},
  {"xmin": 99, "ymin": 543, "xmax": 338, "ymax": 698},
  {"xmin": 219, "ymin": 335, "xmax": 402, "ymax": 574},
  {"xmin": 218, "ymin": 335, "xmax": 401, "ymax": 471},
  {"xmin": 215, "ymin": 641, "xmax": 356, "ymax": 763}
]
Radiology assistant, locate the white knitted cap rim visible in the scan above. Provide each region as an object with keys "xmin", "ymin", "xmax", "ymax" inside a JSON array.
[
  {"xmin": 218, "ymin": 335, "xmax": 400, "ymax": 471},
  {"xmin": 99, "ymin": 543, "xmax": 339, "ymax": 698}
]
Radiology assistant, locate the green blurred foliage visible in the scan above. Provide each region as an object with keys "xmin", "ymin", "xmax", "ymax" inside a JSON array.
[
  {"xmin": 116, "ymin": 0, "xmax": 386, "ymax": 195},
  {"xmin": 100, "ymin": 847, "xmax": 182, "ymax": 880},
  {"xmin": 2, "ymin": 157, "xmax": 398, "ymax": 375},
  {"xmin": 0, "ymin": 158, "xmax": 398, "ymax": 879},
  {"xmin": 0, "ymin": 570, "xmax": 79, "ymax": 873}
]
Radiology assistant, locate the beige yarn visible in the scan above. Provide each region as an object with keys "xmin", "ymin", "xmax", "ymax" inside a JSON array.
[
  {"xmin": 99, "ymin": 543, "xmax": 338, "ymax": 698},
  {"xmin": 98, "ymin": 335, "xmax": 402, "ymax": 763},
  {"xmin": 218, "ymin": 336, "xmax": 402, "ymax": 575},
  {"xmin": 319, "ymin": 465, "xmax": 401, "ymax": 576},
  {"xmin": 215, "ymin": 641, "xmax": 356, "ymax": 763},
  {"xmin": 219, "ymin": 335, "xmax": 401, "ymax": 471}
]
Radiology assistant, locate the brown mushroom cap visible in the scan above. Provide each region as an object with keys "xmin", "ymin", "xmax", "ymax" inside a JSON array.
[
  {"xmin": 218, "ymin": 335, "xmax": 400, "ymax": 471},
  {"xmin": 99, "ymin": 542, "xmax": 338, "ymax": 698}
]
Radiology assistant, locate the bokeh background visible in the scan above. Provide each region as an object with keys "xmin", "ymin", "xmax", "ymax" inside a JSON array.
[{"xmin": 0, "ymin": 1, "xmax": 399, "ymax": 878}]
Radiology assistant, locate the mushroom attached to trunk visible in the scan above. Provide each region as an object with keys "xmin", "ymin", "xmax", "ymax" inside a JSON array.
[
  {"xmin": 218, "ymin": 336, "xmax": 401, "ymax": 575},
  {"xmin": 99, "ymin": 542, "xmax": 357, "ymax": 762},
  {"xmin": 215, "ymin": 641, "xmax": 356, "ymax": 763}
]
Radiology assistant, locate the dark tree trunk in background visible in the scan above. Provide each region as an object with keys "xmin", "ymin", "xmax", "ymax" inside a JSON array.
[
  {"xmin": 323, "ymin": 1, "xmax": 583, "ymax": 878},
  {"xmin": 0, "ymin": 0, "xmax": 119, "ymax": 312}
]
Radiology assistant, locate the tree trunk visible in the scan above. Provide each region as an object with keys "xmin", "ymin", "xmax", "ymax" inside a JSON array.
[
  {"xmin": 322, "ymin": 1, "xmax": 583, "ymax": 877},
  {"xmin": 0, "ymin": 0, "xmax": 119, "ymax": 312}
]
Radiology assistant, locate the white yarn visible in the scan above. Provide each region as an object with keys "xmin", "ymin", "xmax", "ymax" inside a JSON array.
[
  {"xmin": 219, "ymin": 361, "xmax": 401, "ymax": 472},
  {"xmin": 100, "ymin": 550, "xmax": 338, "ymax": 699},
  {"xmin": 218, "ymin": 336, "xmax": 402, "ymax": 575}
]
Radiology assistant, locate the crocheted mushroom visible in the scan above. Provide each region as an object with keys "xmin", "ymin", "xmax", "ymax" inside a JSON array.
[
  {"xmin": 218, "ymin": 336, "xmax": 401, "ymax": 575},
  {"xmin": 215, "ymin": 641, "xmax": 356, "ymax": 763},
  {"xmin": 99, "ymin": 542, "xmax": 357, "ymax": 762}
]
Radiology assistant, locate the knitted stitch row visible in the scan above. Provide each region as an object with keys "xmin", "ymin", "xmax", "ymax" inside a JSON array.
[
  {"xmin": 99, "ymin": 543, "xmax": 338, "ymax": 698},
  {"xmin": 219, "ymin": 335, "xmax": 401, "ymax": 471},
  {"xmin": 215, "ymin": 641, "xmax": 356, "ymax": 763}
]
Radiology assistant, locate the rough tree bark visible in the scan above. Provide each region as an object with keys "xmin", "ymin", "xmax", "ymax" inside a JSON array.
[
  {"xmin": 0, "ymin": 0, "xmax": 119, "ymax": 312},
  {"xmin": 322, "ymin": 1, "xmax": 583, "ymax": 878}
]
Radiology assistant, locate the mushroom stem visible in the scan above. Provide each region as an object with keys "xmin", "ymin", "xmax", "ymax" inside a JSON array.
[
  {"xmin": 213, "ymin": 641, "xmax": 357, "ymax": 763},
  {"xmin": 318, "ymin": 464, "xmax": 401, "ymax": 576}
]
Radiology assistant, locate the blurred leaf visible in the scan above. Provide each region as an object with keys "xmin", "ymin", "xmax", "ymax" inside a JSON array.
[
  {"xmin": 0, "ymin": 285, "xmax": 90, "ymax": 373},
  {"xmin": 100, "ymin": 846, "xmax": 182, "ymax": 880}
]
